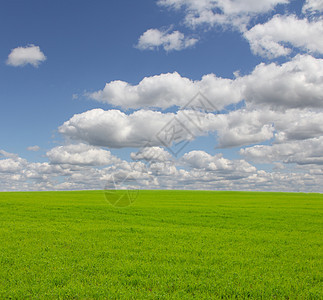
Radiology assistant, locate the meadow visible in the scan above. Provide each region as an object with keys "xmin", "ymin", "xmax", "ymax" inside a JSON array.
[{"xmin": 0, "ymin": 190, "xmax": 322, "ymax": 299}]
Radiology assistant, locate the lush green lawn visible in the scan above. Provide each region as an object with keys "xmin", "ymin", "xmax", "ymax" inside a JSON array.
[{"xmin": 0, "ymin": 190, "xmax": 322, "ymax": 299}]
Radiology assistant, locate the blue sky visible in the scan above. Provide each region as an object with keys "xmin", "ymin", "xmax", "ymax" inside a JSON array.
[{"xmin": 1, "ymin": 0, "xmax": 323, "ymax": 192}]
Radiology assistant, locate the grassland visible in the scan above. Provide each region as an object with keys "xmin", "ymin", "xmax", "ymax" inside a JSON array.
[{"xmin": 0, "ymin": 190, "xmax": 322, "ymax": 299}]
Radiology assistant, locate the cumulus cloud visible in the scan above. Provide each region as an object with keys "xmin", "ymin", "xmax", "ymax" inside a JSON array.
[
  {"xmin": 157, "ymin": 0, "xmax": 289, "ymax": 29},
  {"xmin": 0, "ymin": 158, "xmax": 25, "ymax": 173},
  {"xmin": 59, "ymin": 109, "xmax": 174, "ymax": 148},
  {"xmin": 0, "ymin": 149, "xmax": 88, "ymax": 191},
  {"xmin": 46, "ymin": 143, "xmax": 119, "ymax": 166},
  {"xmin": 63, "ymin": 57, "xmax": 323, "ymax": 151},
  {"xmin": 136, "ymin": 28, "xmax": 198, "ymax": 51},
  {"xmin": 302, "ymin": 0, "xmax": 323, "ymax": 14},
  {"xmin": 89, "ymin": 55, "xmax": 323, "ymax": 111},
  {"xmin": 1, "ymin": 147, "xmax": 323, "ymax": 193},
  {"xmin": 216, "ymin": 108, "xmax": 323, "ymax": 148},
  {"xmin": 215, "ymin": 109, "xmax": 275, "ymax": 148},
  {"xmin": 89, "ymin": 72, "xmax": 242, "ymax": 110},
  {"xmin": 182, "ymin": 150, "xmax": 256, "ymax": 173},
  {"xmin": 27, "ymin": 145, "xmax": 40, "ymax": 152},
  {"xmin": 243, "ymin": 55, "xmax": 323, "ymax": 110},
  {"xmin": 240, "ymin": 137, "xmax": 323, "ymax": 166},
  {"xmin": 3, "ymin": 2, "xmax": 323, "ymax": 193},
  {"xmin": 0, "ymin": 150, "xmax": 27, "ymax": 173},
  {"xmin": 229, "ymin": 108, "xmax": 323, "ymax": 174},
  {"xmin": 216, "ymin": 107, "xmax": 323, "ymax": 148},
  {"xmin": 57, "ymin": 107, "xmax": 292, "ymax": 150},
  {"xmin": 6, "ymin": 44, "xmax": 46, "ymax": 67},
  {"xmin": 244, "ymin": 15, "xmax": 323, "ymax": 58},
  {"xmin": 153, "ymin": 1, "xmax": 322, "ymax": 60},
  {"xmin": 58, "ymin": 108, "xmax": 222, "ymax": 148},
  {"xmin": 273, "ymin": 110, "xmax": 323, "ymax": 143},
  {"xmin": 131, "ymin": 146, "xmax": 172, "ymax": 162}
]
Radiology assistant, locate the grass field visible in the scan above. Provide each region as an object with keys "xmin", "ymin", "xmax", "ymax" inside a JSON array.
[{"xmin": 0, "ymin": 190, "xmax": 322, "ymax": 299}]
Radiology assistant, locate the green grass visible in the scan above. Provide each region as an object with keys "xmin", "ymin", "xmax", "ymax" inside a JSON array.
[{"xmin": 0, "ymin": 190, "xmax": 322, "ymax": 299}]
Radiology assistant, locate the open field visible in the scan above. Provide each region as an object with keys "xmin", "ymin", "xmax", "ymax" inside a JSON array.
[{"xmin": 0, "ymin": 190, "xmax": 322, "ymax": 299}]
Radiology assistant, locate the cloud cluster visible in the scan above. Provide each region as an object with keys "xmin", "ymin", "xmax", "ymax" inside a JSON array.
[
  {"xmin": 182, "ymin": 151, "xmax": 256, "ymax": 174},
  {"xmin": 302, "ymin": 0, "xmax": 323, "ymax": 14},
  {"xmin": 0, "ymin": 150, "xmax": 70, "ymax": 191},
  {"xmin": 130, "ymin": 146, "xmax": 172, "ymax": 162},
  {"xmin": 58, "ymin": 108, "xmax": 222, "ymax": 148},
  {"xmin": 89, "ymin": 71, "xmax": 241, "ymax": 110},
  {"xmin": 135, "ymin": 0, "xmax": 292, "ymax": 52},
  {"xmin": 157, "ymin": 0, "xmax": 289, "ymax": 29},
  {"xmin": 89, "ymin": 55, "xmax": 323, "ymax": 110},
  {"xmin": 215, "ymin": 109, "xmax": 275, "ymax": 148},
  {"xmin": 244, "ymin": 15, "xmax": 323, "ymax": 58},
  {"xmin": 241, "ymin": 137, "xmax": 323, "ymax": 165},
  {"xmin": 136, "ymin": 0, "xmax": 323, "ymax": 61},
  {"xmin": 57, "ymin": 106, "xmax": 323, "ymax": 158},
  {"xmin": 47, "ymin": 143, "xmax": 120, "ymax": 166},
  {"xmin": 6, "ymin": 45, "xmax": 46, "ymax": 67},
  {"xmin": 59, "ymin": 107, "xmax": 272, "ymax": 149},
  {"xmin": 243, "ymin": 55, "xmax": 323, "ymax": 109},
  {"xmin": 2, "ymin": 147, "xmax": 322, "ymax": 193},
  {"xmin": 62, "ymin": 54, "xmax": 323, "ymax": 162},
  {"xmin": 218, "ymin": 108, "xmax": 323, "ymax": 148},
  {"xmin": 136, "ymin": 28, "xmax": 198, "ymax": 51},
  {"xmin": 4, "ymin": 1, "xmax": 322, "ymax": 193}
]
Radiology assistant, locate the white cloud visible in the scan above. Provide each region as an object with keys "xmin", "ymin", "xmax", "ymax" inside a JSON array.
[
  {"xmin": 240, "ymin": 137, "xmax": 323, "ymax": 165},
  {"xmin": 302, "ymin": 0, "xmax": 323, "ymax": 14},
  {"xmin": 57, "ymin": 107, "xmax": 293, "ymax": 151},
  {"xmin": 136, "ymin": 28, "xmax": 198, "ymax": 51},
  {"xmin": 6, "ymin": 44, "xmax": 46, "ymax": 67},
  {"xmin": 154, "ymin": 1, "xmax": 323, "ymax": 60},
  {"xmin": 58, "ymin": 108, "xmax": 222, "ymax": 148},
  {"xmin": 90, "ymin": 55, "xmax": 323, "ymax": 111},
  {"xmin": 244, "ymin": 15, "xmax": 323, "ymax": 58},
  {"xmin": 131, "ymin": 146, "xmax": 172, "ymax": 162},
  {"xmin": 242, "ymin": 55, "xmax": 323, "ymax": 110},
  {"xmin": 89, "ymin": 72, "xmax": 242, "ymax": 110},
  {"xmin": 27, "ymin": 145, "xmax": 40, "ymax": 152},
  {"xmin": 67, "ymin": 56, "xmax": 323, "ymax": 150},
  {"xmin": 215, "ymin": 109, "xmax": 275, "ymax": 148},
  {"xmin": 157, "ymin": 0, "xmax": 289, "ymax": 29},
  {"xmin": 46, "ymin": 143, "xmax": 119, "ymax": 166},
  {"xmin": 0, "ymin": 150, "xmax": 19, "ymax": 159},
  {"xmin": 216, "ymin": 108, "xmax": 323, "ymax": 148},
  {"xmin": 0, "ymin": 150, "xmax": 27, "ymax": 173},
  {"xmin": 59, "ymin": 109, "xmax": 174, "ymax": 148},
  {"xmin": 1, "ymin": 148, "xmax": 323, "ymax": 192},
  {"xmin": 0, "ymin": 148, "xmax": 112, "ymax": 191},
  {"xmin": 273, "ymin": 110, "xmax": 323, "ymax": 143},
  {"xmin": 215, "ymin": 0, "xmax": 289, "ymax": 14},
  {"xmin": 182, "ymin": 150, "xmax": 256, "ymax": 173},
  {"xmin": 0, "ymin": 158, "xmax": 25, "ymax": 173}
]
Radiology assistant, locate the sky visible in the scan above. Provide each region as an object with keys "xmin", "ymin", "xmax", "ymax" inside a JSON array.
[{"xmin": 1, "ymin": 0, "xmax": 323, "ymax": 192}]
